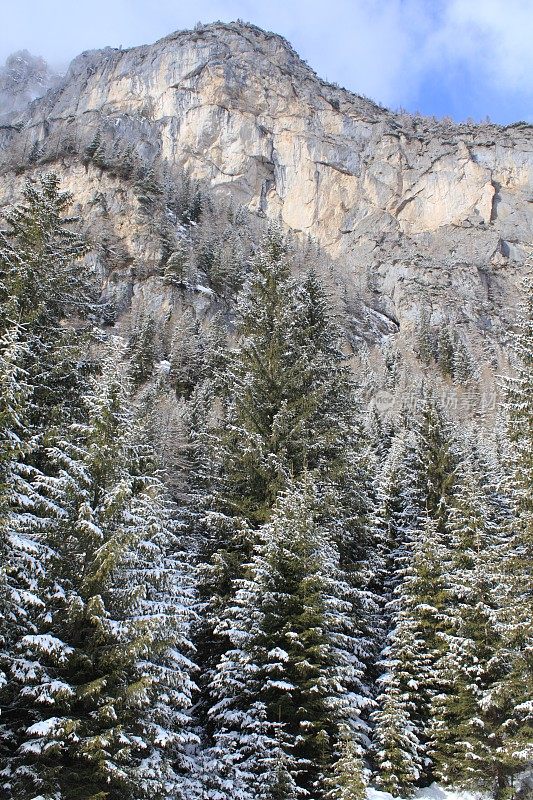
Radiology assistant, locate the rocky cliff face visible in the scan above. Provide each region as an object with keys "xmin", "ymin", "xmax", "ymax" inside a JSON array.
[{"xmin": 0, "ymin": 21, "xmax": 531, "ymax": 419}]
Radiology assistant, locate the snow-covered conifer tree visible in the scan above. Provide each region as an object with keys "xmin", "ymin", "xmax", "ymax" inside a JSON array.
[
  {"xmin": 372, "ymin": 511, "xmax": 449, "ymax": 792},
  {"xmin": 0, "ymin": 172, "xmax": 95, "ymax": 429},
  {"xmin": 479, "ymin": 278, "xmax": 533, "ymax": 797},
  {"xmin": 429, "ymin": 459, "xmax": 501, "ymax": 790},
  {"xmin": 207, "ymin": 479, "xmax": 371, "ymax": 799},
  {"xmin": 196, "ymin": 227, "xmax": 375, "ymax": 775},
  {"xmin": 4, "ymin": 349, "xmax": 198, "ymax": 800},
  {"xmin": 129, "ymin": 314, "xmax": 158, "ymax": 387},
  {"xmin": 169, "ymin": 310, "xmax": 205, "ymax": 398},
  {"xmin": 0, "ymin": 323, "xmax": 51, "ymax": 787}
]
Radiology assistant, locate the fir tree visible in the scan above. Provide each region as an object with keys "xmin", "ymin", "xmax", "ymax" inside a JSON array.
[
  {"xmin": 169, "ymin": 311, "xmax": 204, "ymax": 398},
  {"xmin": 3, "ymin": 352, "xmax": 198, "ymax": 800},
  {"xmin": 129, "ymin": 314, "xmax": 157, "ymax": 387},
  {"xmin": 482, "ymin": 277, "xmax": 533, "ymax": 797},
  {"xmin": 429, "ymin": 459, "xmax": 501, "ymax": 791},
  {"xmin": 0, "ymin": 172, "xmax": 95, "ymax": 428},
  {"xmin": 207, "ymin": 480, "xmax": 370, "ymax": 799}
]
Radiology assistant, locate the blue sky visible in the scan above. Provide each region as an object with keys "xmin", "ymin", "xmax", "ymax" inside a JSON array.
[{"xmin": 2, "ymin": 0, "xmax": 532, "ymax": 124}]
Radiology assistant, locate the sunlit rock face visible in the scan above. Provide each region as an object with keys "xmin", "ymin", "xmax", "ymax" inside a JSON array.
[{"xmin": 0, "ymin": 21, "xmax": 531, "ymax": 417}]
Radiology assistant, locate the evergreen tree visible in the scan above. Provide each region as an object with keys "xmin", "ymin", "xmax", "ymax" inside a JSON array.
[
  {"xmin": 129, "ymin": 314, "xmax": 157, "ymax": 387},
  {"xmin": 0, "ymin": 174, "xmax": 91, "ymax": 333},
  {"xmin": 452, "ymin": 338, "xmax": 477, "ymax": 385},
  {"xmin": 408, "ymin": 390, "xmax": 459, "ymax": 533},
  {"xmin": 163, "ymin": 240, "xmax": 189, "ymax": 285},
  {"xmin": 84, "ymin": 131, "xmax": 107, "ymax": 168},
  {"xmin": 429, "ymin": 459, "xmax": 501, "ymax": 791},
  {"xmin": 2, "ymin": 353, "xmax": 198, "ymax": 800},
  {"xmin": 416, "ymin": 306, "xmax": 434, "ymax": 364},
  {"xmin": 481, "ymin": 278, "xmax": 533, "ymax": 797},
  {"xmin": 204, "ymin": 228, "xmax": 369, "ymax": 579},
  {"xmin": 169, "ymin": 311, "xmax": 204, "ymax": 398},
  {"xmin": 207, "ymin": 480, "xmax": 370, "ymax": 799},
  {"xmin": 371, "ymin": 427, "xmax": 411, "ymax": 623},
  {"xmin": 324, "ymin": 726, "xmax": 367, "ymax": 800},
  {"xmin": 197, "ymin": 227, "xmax": 373, "ymax": 734},
  {"xmin": 0, "ymin": 172, "xmax": 94, "ymax": 428},
  {"xmin": 206, "ymin": 225, "xmax": 246, "ymax": 296},
  {"xmin": 0, "ymin": 323, "xmax": 50, "ymax": 780},
  {"xmin": 436, "ymin": 325, "xmax": 454, "ymax": 377},
  {"xmin": 371, "ymin": 392, "xmax": 458, "ymax": 792},
  {"xmin": 372, "ymin": 516, "xmax": 447, "ymax": 795},
  {"xmin": 111, "ymin": 142, "xmax": 136, "ymax": 180},
  {"xmin": 0, "ymin": 177, "xmax": 96, "ymax": 794}
]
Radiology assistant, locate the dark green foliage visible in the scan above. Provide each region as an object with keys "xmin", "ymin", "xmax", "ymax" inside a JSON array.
[
  {"xmin": 416, "ymin": 310, "xmax": 477, "ymax": 383},
  {"xmin": 84, "ymin": 130, "xmax": 107, "ymax": 168},
  {"xmin": 416, "ymin": 306, "xmax": 434, "ymax": 365},
  {"xmin": 163, "ymin": 240, "xmax": 189, "ymax": 284},
  {"xmin": 0, "ymin": 173, "xmax": 92, "ymax": 333},
  {"xmin": 169, "ymin": 311, "xmax": 205, "ymax": 398},
  {"xmin": 429, "ymin": 461, "xmax": 503, "ymax": 791},
  {"xmin": 436, "ymin": 326, "xmax": 454, "ymax": 376},
  {"xmin": 129, "ymin": 315, "xmax": 157, "ymax": 387},
  {"xmin": 211, "ymin": 230, "xmax": 365, "ymax": 530},
  {"xmin": 2, "ymin": 356, "xmax": 197, "ymax": 800},
  {"xmin": 0, "ymin": 173, "xmax": 96, "ymax": 429},
  {"xmin": 208, "ymin": 480, "xmax": 370, "ymax": 799}
]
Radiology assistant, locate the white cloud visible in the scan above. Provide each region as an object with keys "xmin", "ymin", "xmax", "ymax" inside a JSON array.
[
  {"xmin": 439, "ymin": 0, "xmax": 533, "ymax": 92},
  {"xmin": 1, "ymin": 0, "xmax": 531, "ymax": 120}
]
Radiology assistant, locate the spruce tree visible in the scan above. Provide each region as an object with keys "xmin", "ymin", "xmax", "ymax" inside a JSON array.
[
  {"xmin": 207, "ymin": 480, "xmax": 370, "ymax": 799},
  {"xmin": 482, "ymin": 278, "xmax": 533, "ymax": 797},
  {"xmin": 324, "ymin": 727, "xmax": 367, "ymax": 800},
  {"xmin": 163, "ymin": 240, "xmax": 189, "ymax": 285},
  {"xmin": 429, "ymin": 459, "xmax": 501, "ymax": 791},
  {"xmin": 0, "ymin": 173, "xmax": 91, "ymax": 336},
  {"xmin": 0, "ymin": 323, "xmax": 50, "ymax": 784},
  {"xmin": 169, "ymin": 311, "xmax": 204, "ymax": 398},
  {"xmin": 0, "ymin": 177, "xmax": 95, "ymax": 794},
  {"xmin": 197, "ymin": 227, "xmax": 373, "ymax": 744},
  {"xmin": 129, "ymin": 314, "xmax": 157, "ymax": 387},
  {"xmin": 0, "ymin": 172, "xmax": 94, "ymax": 428},
  {"xmin": 202, "ymin": 227, "xmax": 370, "ymax": 598},
  {"xmin": 371, "ymin": 392, "xmax": 459, "ymax": 792},
  {"xmin": 372, "ymin": 516, "xmax": 447, "ymax": 795},
  {"xmin": 3, "ymin": 351, "xmax": 198, "ymax": 800}
]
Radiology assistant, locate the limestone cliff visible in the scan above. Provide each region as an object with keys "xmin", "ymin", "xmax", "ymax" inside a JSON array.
[{"xmin": 0, "ymin": 21, "xmax": 531, "ymax": 421}]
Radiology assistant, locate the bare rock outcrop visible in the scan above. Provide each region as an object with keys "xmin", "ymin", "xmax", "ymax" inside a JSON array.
[{"xmin": 0, "ymin": 21, "xmax": 531, "ymax": 419}]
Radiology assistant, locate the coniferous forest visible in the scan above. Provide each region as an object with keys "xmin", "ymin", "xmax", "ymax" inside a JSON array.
[{"xmin": 0, "ymin": 174, "xmax": 531, "ymax": 800}]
